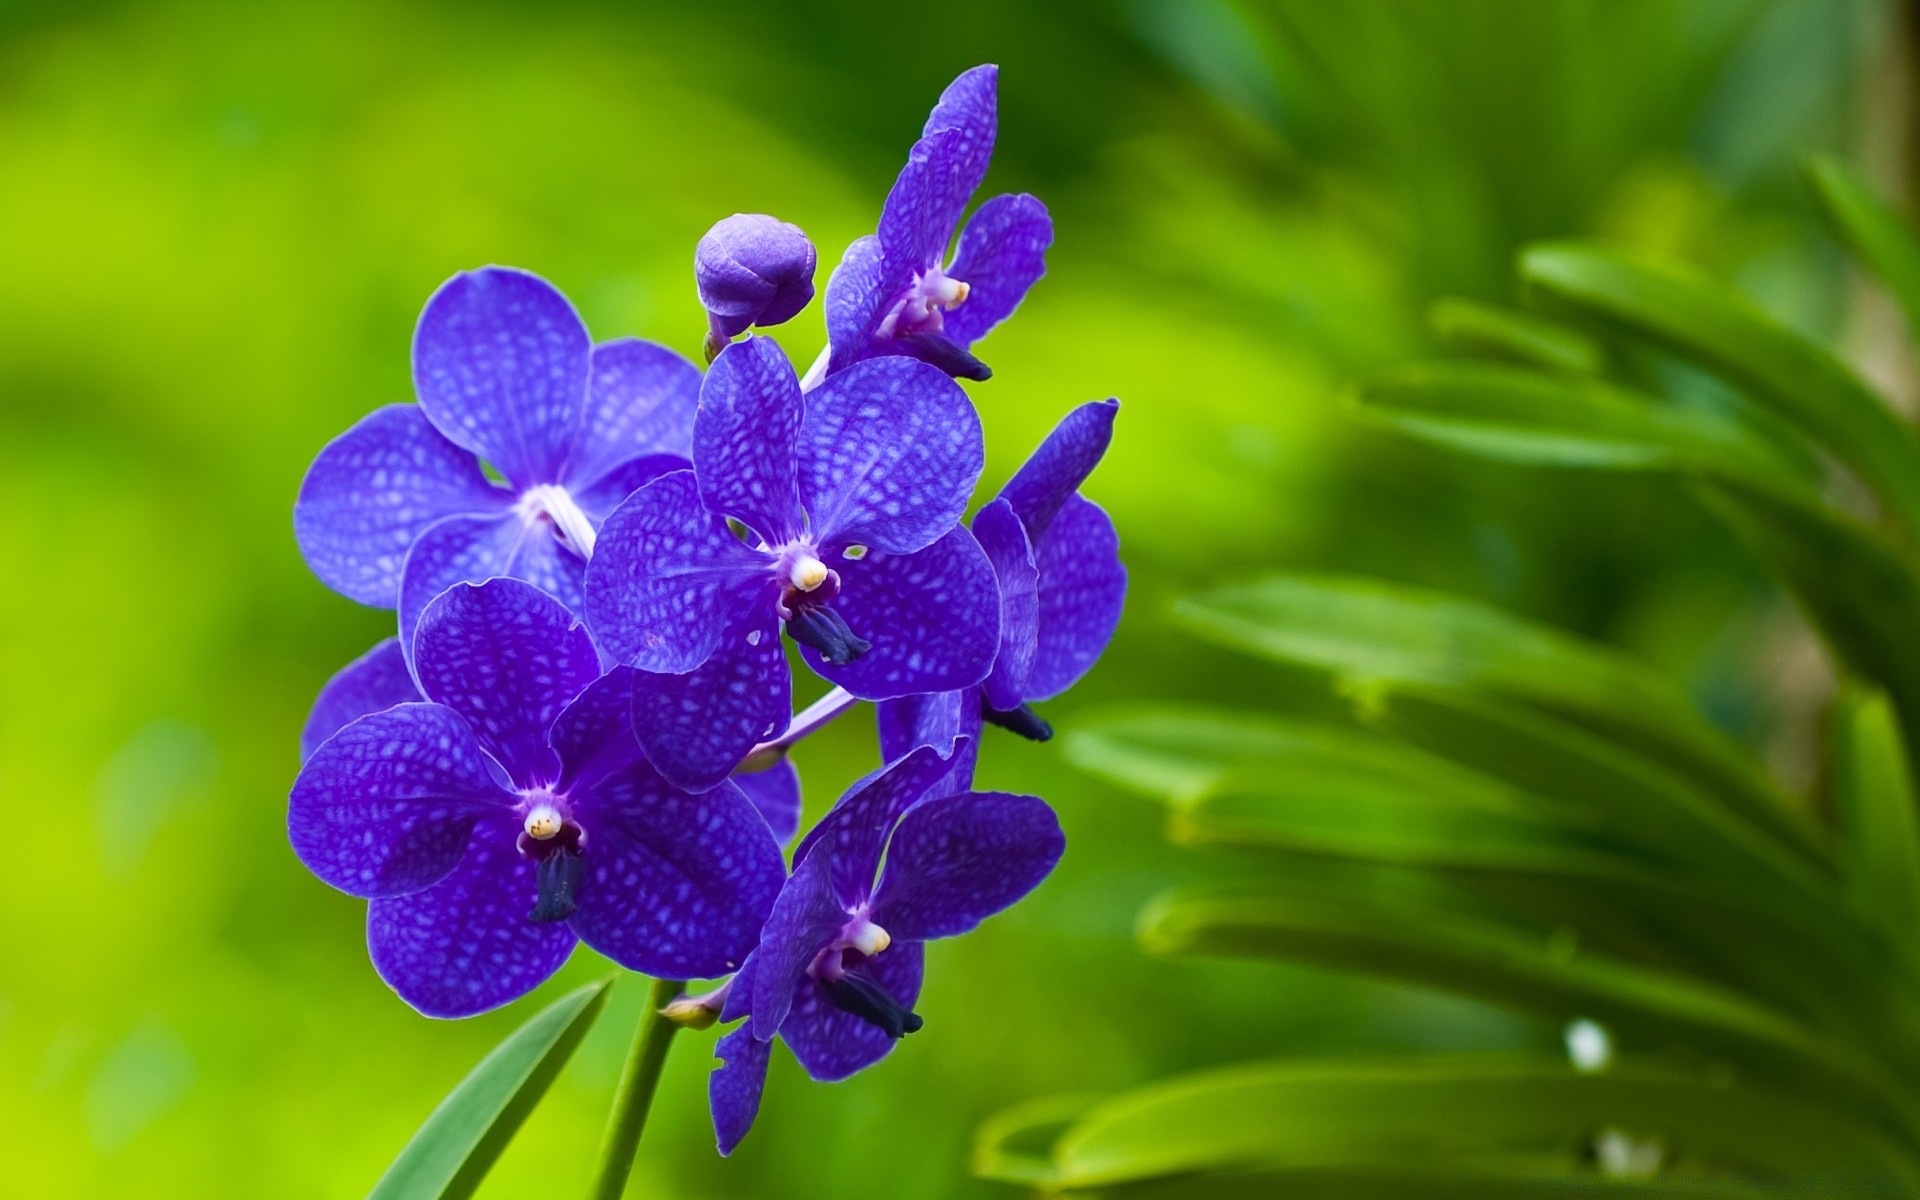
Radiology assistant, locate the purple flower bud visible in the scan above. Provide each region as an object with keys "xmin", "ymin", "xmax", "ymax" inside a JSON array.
[{"xmin": 696, "ymin": 214, "xmax": 817, "ymax": 360}]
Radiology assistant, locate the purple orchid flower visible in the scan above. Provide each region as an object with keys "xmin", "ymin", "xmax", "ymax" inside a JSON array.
[
  {"xmin": 288, "ymin": 578, "xmax": 785, "ymax": 1017},
  {"xmin": 819, "ymin": 64, "xmax": 1052, "ymax": 385},
  {"xmin": 583, "ymin": 335, "xmax": 1001, "ymax": 793},
  {"xmin": 697, "ymin": 214, "xmax": 817, "ymax": 363},
  {"xmin": 293, "ymin": 266, "xmax": 698, "ymax": 654},
  {"xmin": 878, "ymin": 399, "xmax": 1126, "ymax": 782},
  {"xmin": 297, "ymin": 635, "xmax": 806, "ymax": 842},
  {"xmin": 705, "ymin": 741, "xmax": 1064, "ymax": 1154}
]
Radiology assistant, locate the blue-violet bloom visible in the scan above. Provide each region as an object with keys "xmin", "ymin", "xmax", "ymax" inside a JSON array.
[
  {"xmin": 288, "ymin": 578, "xmax": 785, "ymax": 1017},
  {"xmin": 707, "ymin": 741, "xmax": 1064, "ymax": 1154},
  {"xmin": 879, "ymin": 399, "xmax": 1125, "ymax": 783},
  {"xmin": 584, "ymin": 335, "xmax": 1000, "ymax": 793},
  {"xmin": 697, "ymin": 214, "xmax": 818, "ymax": 362},
  {"xmin": 294, "ymin": 266, "xmax": 699, "ymax": 654},
  {"xmin": 821, "ymin": 64, "xmax": 1052, "ymax": 383}
]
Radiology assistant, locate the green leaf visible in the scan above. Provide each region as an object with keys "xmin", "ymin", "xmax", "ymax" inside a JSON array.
[
  {"xmin": 1042, "ymin": 1058, "xmax": 1920, "ymax": 1191},
  {"xmin": 1028, "ymin": 1165, "xmax": 1776, "ymax": 1199},
  {"xmin": 368, "ymin": 978, "xmax": 614, "ymax": 1200},
  {"xmin": 1352, "ymin": 361, "xmax": 1811, "ymax": 485},
  {"xmin": 1137, "ymin": 885, "xmax": 1920, "ymax": 1148},
  {"xmin": 1173, "ymin": 574, "xmax": 1819, "ymax": 855},
  {"xmin": 1833, "ymin": 685, "xmax": 1920, "ymax": 944},
  {"xmin": 1428, "ymin": 297, "xmax": 1605, "ymax": 374},
  {"xmin": 970, "ymin": 1092, "xmax": 1102, "ymax": 1188},
  {"xmin": 1520, "ymin": 241, "xmax": 1920, "ymax": 541},
  {"xmin": 1808, "ymin": 156, "xmax": 1920, "ymax": 343}
]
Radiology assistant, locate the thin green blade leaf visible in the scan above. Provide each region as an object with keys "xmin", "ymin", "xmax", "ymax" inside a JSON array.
[
  {"xmin": 1033, "ymin": 1165, "xmax": 1775, "ymax": 1198},
  {"xmin": 369, "ymin": 977, "xmax": 614, "ymax": 1200},
  {"xmin": 1808, "ymin": 156, "xmax": 1920, "ymax": 342},
  {"xmin": 1047, "ymin": 1059, "xmax": 1920, "ymax": 1191},
  {"xmin": 1519, "ymin": 241, "xmax": 1920, "ymax": 540},
  {"xmin": 1833, "ymin": 685, "xmax": 1920, "ymax": 944},
  {"xmin": 1428, "ymin": 297, "xmax": 1605, "ymax": 374},
  {"xmin": 970, "ymin": 1092, "xmax": 1102, "ymax": 1187}
]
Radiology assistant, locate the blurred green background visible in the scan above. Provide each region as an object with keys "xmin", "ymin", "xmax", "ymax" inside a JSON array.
[{"xmin": 0, "ymin": 0, "xmax": 1900, "ymax": 1194}]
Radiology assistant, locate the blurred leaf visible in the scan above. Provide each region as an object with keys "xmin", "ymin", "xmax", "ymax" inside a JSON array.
[
  {"xmin": 1807, "ymin": 156, "xmax": 1920, "ymax": 342},
  {"xmin": 1034, "ymin": 1058, "xmax": 1920, "ymax": 1190},
  {"xmin": 1015, "ymin": 1165, "xmax": 1774, "ymax": 1198},
  {"xmin": 1138, "ymin": 883, "xmax": 1919, "ymax": 1143},
  {"xmin": 368, "ymin": 978, "xmax": 613, "ymax": 1200},
  {"xmin": 1353, "ymin": 360, "xmax": 1809, "ymax": 481},
  {"xmin": 1520, "ymin": 242, "xmax": 1920, "ymax": 540},
  {"xmin": 1833, "ymin": 686, "xmax": 1920, "ymax": 944},
  {"xmin": 1429, "ymin": 297, "xmax": 1604, "ymax": 374},
  {"xmin": 1174, "ymin": 575, "xmax": 1818, "ymax": 855},
  {"xmin": 970, "ymin": 1092, "xmax": 1102, "ymax": 1188}
]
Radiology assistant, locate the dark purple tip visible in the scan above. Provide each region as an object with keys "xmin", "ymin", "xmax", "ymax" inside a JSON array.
[
  {"xmin": 895, "ymin": 331, "xmax": 992, "ymax": 381},
  {"xmin": 981, "ymin": 699, "xmax": 1053, "ymax": 742},
  {"xmin": 821, "ymin": 967, "xmax": 923, "ymax": 1039},
  {"xmin": 785, "ymin": 604, "xmax": 871, "ymax": 666}
]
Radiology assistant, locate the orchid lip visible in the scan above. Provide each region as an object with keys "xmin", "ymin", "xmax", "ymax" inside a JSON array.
[{"xmin": 981, "ymin": 700, "xmax": 1053, "ymax": 742}]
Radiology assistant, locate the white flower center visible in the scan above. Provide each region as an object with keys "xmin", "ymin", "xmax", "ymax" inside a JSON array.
[
  {"xmin": 523, "ymin": 803, "xmax": 565, "ymax": 841},
  {"xmin": 847, "ymin": 919, "xmax": 890, "ymax": 957},
  {"xmin": 519, "ymin": 483, "xmax": 597, "ymax": 558},
  {"xmin": 788, "ymin": 553, "xmax": 830, "ymax": 592}
]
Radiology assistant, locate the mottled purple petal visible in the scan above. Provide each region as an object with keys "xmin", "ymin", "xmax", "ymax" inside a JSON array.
[
  {"xmin": 780, "ymin": 942, "xmax": 924, "ymax": 1082},
  {"xmin": 631, "ymin": 620, "xmax": 790, "ymax": 793},
  {"xmin": 711, "ymin": 1024, "xmax": 772, "ymax": 1156},
  {"xmin": 921, "ymin": 65, "xmax": 997, "ymax": 226},
  {"xmin": 1028, "ymin": 495, "xmax": 1126, "ymax": 701},
  {"xmin": 289, "ymin": 704, "xmax": 509, "ymax": 899},
  {"xmin": 876, "ymin": 690, "xmax": 982, "ymax": 798},
  {"xmin": 734, "ymin": 757, "xmax": 803, "ymax": 844},
  {"xmin": 412, "ymin": 579, "xmax": 602, "ymax": 788},
  {"xmin": 998, "ymin": 399, "xmax": 1119, "ymax": 542},
  {"xmin": 798, "ymin": 357, "xmax": 982, "ymax": 552},
  {"xmin": 571, "ymin": 452, "xmax": 687, "ymax": 521},
  {"xmin": 879, "ymin": 128, "xmax": 965, "ymax": 271},
  {"xmin": 567, "ymin": 773, "xmax": 784, "ymax": 979},
  {"xmin": 301, "ymin": 638, "xmax": 421, "ymax": 761},
  {"xmin": 694, "ymin": 337, "xmax": 804, "ymax": 543},
  {"xmin": 413, "ymin": 267, "xmax": 591, "ymax": 488},
  {"xmin": 562, "ymin": 339, "xmax": 701, "ymax": 495},
  {"xmin": 549, "ymin": 666, "xmax": 644, "ymax": 794},
  {"xmin": 944, "ymin": 193, "xmax": 1051, "ymax": 350},
  {"xmin": 584, "ymin": 470, "xmax": 775, "ymax": 673},
  {"xmin": 973, "ymin": 498, "xmax": 1038, "ymax": 711},
  {"xmin": 367, "ymin": 818, "xmax": 576, "ymax": 1018},
  {"xmin": 294, "ymin": 405, "xmax": 507, "ymax": 607},
  {"xmin": 396, "ymin": 511, "xmax": 586, "ymax": 666},
  {"xmin": 791, "ymin": 743, "xmax": 960, "ymax": 911},
  {"xmin": 871, "ymin": 791, "xmax": 1063, "ymax": 941},
  {"xmin": 749, "ymin": 845, "xmax": 848, "ymax": 1039},
  {"xmin": 824, "ymin": 235, "xmax": 911, "ymax": 375},
  {"xmin": 807, "ymin": 527, "xmax": 999, "ymax": 701}
]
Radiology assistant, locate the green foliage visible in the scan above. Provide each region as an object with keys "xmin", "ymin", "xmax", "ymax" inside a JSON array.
[
  {"xmin": 982, "ymin": 164, "xmax": 1920, "ymax": 1194},
  {"xmin": 369, "ymin": 980, "xmax": 613, "ymax": 1200}
]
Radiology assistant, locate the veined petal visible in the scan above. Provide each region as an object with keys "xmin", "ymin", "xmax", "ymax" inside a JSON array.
[
  {"xmin": 879, "ymin": 127, "xmax": 966, "ymax": 272},
  {"xmin": 711, "ymin": 1025, "xmax": 772, "ymax": 1156},
  {"xmin": 920, "ymin": 65, "xmax": 998, "ymax": 234},
  {"xmin": 412, "ymin": 579, "xmax": 602, "ymax": 788},
  {"xmin": 870, "ymin": 791, "xmax": 1063, "ymax": 941},
  {"xmin": 798, "ymin": 357, "xmax": 982, "ymax": 552},
  {"xmin": 748, "ymin": 845, "xmax": 847, "ymax": 1039},
  {"xmin": 367, "ymin": 818, "xmax": 577, "ymax": 1018},
  {"xmin": 998, "ymin": 398, "xmax": 1118, "ymax": 542},
  {"xmin": 293, "ymin": 404, "xmax": 506, "ymax": 607},
  {"xmin": 824, "ymin": 235, "xmax": 911, "ymax": 375},
  {"xmin": 943, "ymin": 193, "xmax": 1052, "ymax": 350},
  {"xmin": 1028, "ymin": 495, "xmax": 1126, "ymax": 701},
  {"xmin": 396, "ymin": 511, "xmax": 586, "ymax": 667},
  {"xmin": 300, "ymin": 638, "xmax": 421, "ymax": 761},
  {"xmin": 288, "ymin": 703, "xmax": 510, "ymax": 899},
  {"xmin": 568, "ymin": 773, "xmax": 785, "ymax": 980},
  {"xmin": 791, "ymin": 742, "xmax": 960, "ymax": 912},
  {"xmin": 779, "ymin": 942, "xmax": 923, "ymax": 1082},
  {"xmin": 694, "ymin": 337, "xmax": 804, "ymax": 544},
  {"xmin": 571, "ymin": 452, "xmax": 687, "ymax": 522},
  {"xmin": 548, "ymin": 666, "xmax": 645, "ymax": 795},
  {"xmin": 631, "ymin": 622, "xmax": 791, "ymax": 794},
  {"xmin": 413, "ymin": 267, "xmax": 592, "ymax": 488},
  {"xmin": 583, "ymin": 471, "xmax": 773, "ymax": 673},
  {"xmin": 876, "ymin": 690, "xmax": 982, "ymax": 794},
  {"xmin": 562, "ymin": 339, "xmax": 701, "ymax": 495},
  {"xmin": 807, "ymin": 527, "xmax": 999, "ymax": 701},
  {"xmin": 973, "ymin": 498, "xmax": 1038, "ymax": 711},
  {"xmin": 734, "ymin": 757, "xmax": 803, "ymax": 844}
]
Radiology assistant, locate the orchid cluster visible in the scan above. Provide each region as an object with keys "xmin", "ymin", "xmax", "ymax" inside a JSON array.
[{"xmin": 287, "ymin": 65, "xmax": 1123, "ymax": 1154}]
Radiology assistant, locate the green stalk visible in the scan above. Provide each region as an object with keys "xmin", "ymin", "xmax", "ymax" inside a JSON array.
[{"xmin": 588, "ymin": 976, "xmax": 686, "ymax": 1199}]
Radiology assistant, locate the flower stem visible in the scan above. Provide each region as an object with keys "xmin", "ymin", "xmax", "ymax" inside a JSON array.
[{"xmin": 588, "ymin": 976, "xmax": 685, "ymax": 1200}]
